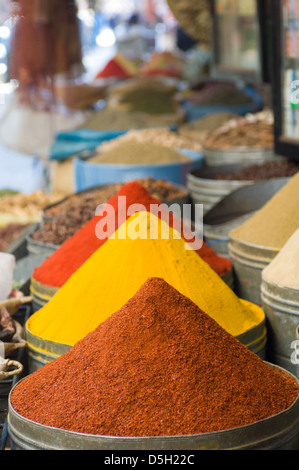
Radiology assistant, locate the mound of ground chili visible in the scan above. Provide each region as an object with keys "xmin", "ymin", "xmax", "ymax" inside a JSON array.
[
  {"xmin": 11, "ymin": 278, "xmax": 299, "ymax": 437},
  {"xmin": 32, "ymin": 182, "xmax": 231, "ymax": 288}
]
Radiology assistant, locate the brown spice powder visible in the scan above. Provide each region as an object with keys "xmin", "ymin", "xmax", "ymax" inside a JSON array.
[{"xmin": 11, "ymin": 278, "xmax": 299, "ymax": 437}]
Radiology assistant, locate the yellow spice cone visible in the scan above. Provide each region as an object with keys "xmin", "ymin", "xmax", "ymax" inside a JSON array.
[{"xmin": 26, "ymin": 212, "xmax": 264, "ymax": 346}]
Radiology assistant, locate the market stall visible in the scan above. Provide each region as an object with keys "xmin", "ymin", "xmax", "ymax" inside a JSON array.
[{"xmin": 0, "ymin": 0, "xmax": 298, "ymax": 454}]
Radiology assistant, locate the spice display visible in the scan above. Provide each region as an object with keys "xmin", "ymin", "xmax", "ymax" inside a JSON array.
[
  {"xmin": 215, "ymin": 159, "xmax": 299, "ymax": 181},
  {"xmin": 98, "ymin": 128, "xmax": 203, "ymax": 153},
  {"xmin": 14, "ymin": 278, "xmax": 297, "ymax": 437},
  {"xmin": 230, "ymin": 172, "xmax": 299, "ymax": 250},
  {"xmin": 32, "ymin": 182, "xmax": 231, "ymax": 288},
  {"xmin": 179, "ymin": 112, "xmax": 239, "ymax": 133},
  {"xmin": 43, "ymin": 178, "xmax": 187, "ymax": 219},
  {"xmin": 193, "ymin": 87, "xmax": 253, "ymax": 106},
  {"xmin": 91, "ymin": 141, "xmax": 191, "ymax": 165},
  {"xmin": 80, "ymin": 108, "xmax": 167, "ymax": 131},
  {"xmin": 0, "ymin": 223, "xmax": 29, "ymax": 252},
  {"xmin": 32, "ymin": 178, "xmax": 188, "ymax": 246},
  {"xmin": 107, "ymin": 77, "xmax": 179, "ymax": 116},
  {"xmin": 95, "ymin": 52, "xmax": 139, "ymax": 80},
  {"xmin": 117, "ymin": 88, "xmax": 177, "ymax": 115},
  {"xmin": 28, "ymin": 211, "xmax": 262, "ymax": 347},
  {"xmin": 262, "ymin": 228, "xmax": 299, "ymax": 290},
  {"xmin": 141, "ymin": 51, "xmax": 183, "ymax": 78},
  {"xmin": 0, "ymin": 191, "xmax": 63, "ymax": 227},
  {"xmin": 205, "ymin": 112, "xmax": 274, "ymax": 150}
]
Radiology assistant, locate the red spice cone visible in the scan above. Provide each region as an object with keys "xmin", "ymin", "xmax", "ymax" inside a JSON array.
[
  {"xmin": 32, "ymin": 182, "xmax": 231, "ymax": 288},
  {"xmin": 11, "ymin": 278, "xmax": 299, "ymax": 437}
]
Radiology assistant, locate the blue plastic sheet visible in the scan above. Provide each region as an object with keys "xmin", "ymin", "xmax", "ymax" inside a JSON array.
[{"xmin": 50, "ymin": 129, "xmax": 128, "ymax": 161}]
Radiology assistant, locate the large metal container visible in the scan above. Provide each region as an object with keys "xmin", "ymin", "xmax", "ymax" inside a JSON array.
[
  {"xmin": 25, "ymin": 299, "xmax": 267, "ymax": 373},
  {"xmin": 203, "ymin": 146, "xmax": 282, "ymax": 167},
  {"xmin": 204, "ymin": 213, "xmax": 253, "ymax": 258},
  {"xmin": 74, "ymin": 151, "xmax": 204, "ymax": 192},
  {"xmin": 30, "ymin": 278, "xmax": 58, "ymax": 312},
  {"xmin": 203, "ymin": 178, "xmax": 290, "ymax": 227},
  {"xmin": 228, "ymin": 236, "xmax": 278, "ymax": 306},
  {"xmin": 7, "ymin": 364, "xmax": 299, "ymax": 450},
  {"xmin": 261, "ymin": 279, "xmax": 299, "ymax": 377},
  {"xmin": 26, "ymin": 233, "xmax": 58, "ymax": 257},
  {"xmin": 187, "ymin": 164, "xmax": 254, "ymax": 215}
]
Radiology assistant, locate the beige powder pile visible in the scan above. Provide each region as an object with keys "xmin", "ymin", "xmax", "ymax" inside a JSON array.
[
  {"xmin": 262, "ymin": 228, "xmax": 299, "ymax": 290},
  {"xmin": 230, "ymin": 172, "xmax": 299, "ymax": 250},
  {"xmin": 91, "ymin": 141, "xmax": 191, "ymax": 165}
]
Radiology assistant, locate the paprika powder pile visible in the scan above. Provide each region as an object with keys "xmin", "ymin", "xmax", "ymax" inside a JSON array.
[
  {"xmin": 12, "ymin": 278, "xmax": 299, "ymax": 437},
  {"xmin": 32, "ymin": 182, "xmax": 231, "ymax": 289},
  {"xmin": 27, "ymin": 212, "xmax": 264, "ymax": 347}
]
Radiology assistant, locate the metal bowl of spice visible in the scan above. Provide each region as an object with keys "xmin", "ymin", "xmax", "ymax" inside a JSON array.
[
  {"xmin": 8, "ymin": 366, "xmax": 299, "ymax": 450},
  {"xmin": 7, "ymin": 275, "xmax": 299, "ymax": 450},
  {"xmin": 74, "ymin": 141, "xmax": 204, "ymax": 190}
]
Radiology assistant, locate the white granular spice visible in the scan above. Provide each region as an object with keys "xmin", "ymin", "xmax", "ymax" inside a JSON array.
[{"xmin": 98, "ymin": 128, "xmax": 203, "ymax": 153}]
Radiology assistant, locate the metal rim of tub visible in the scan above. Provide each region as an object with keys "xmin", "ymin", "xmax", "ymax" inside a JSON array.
[
  {"xmin": 30, "ymin": 278, "xmax": 59, "ymax": 309},
  {"xmin": 187, "ymin": 173, "xmax": 254, "ymax": 196},
  {"xmin": 24, "ymin": 299, "xmax": 266, "ymax": 372},
  {"xmin": 261, "ymin": 278, "xmax": 299, "ymax": 376},
  {"xmin": 7, "ymin": 364, "xmax": 299, "ymax": 450},
  {"xmin": 26, "ymin": 233, "xmax": 59, "ymax": 256},
  {"xmin": 228, "ymin": 235, "xmax": 279, "ymax": 305},
  {"xmin": 228, "ymin": 235, "xmax": 279, "ymax": 268},
  {"xmin": 203, "ymin": 146, "xmax": 280, "ymax": 167}
]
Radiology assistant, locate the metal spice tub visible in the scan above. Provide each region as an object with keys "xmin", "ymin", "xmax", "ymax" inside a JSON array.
[
  {"xmin": 26, "ymin": 231, "xmax": 59, "ymax": 257},
  {"xmin": 187, "ymin": 164, "xmax": 254, "ymax": 214},
  {"xmin": 204, "ymin": 213, "xmax": 254, "ymax": 259},
  {"xmin": 228, "ymin": 237, "xmax": 278, "ymax": 306},
  {"xmin": 203, "ymin": 145, "xmax": 282, "ymax": 167},
  {"xmin": 7, "ymin": 364, "xmax": 299, "ymax": 450},
  {"xmin": 261, "ymin": 279, "xmax": 299, "ymax": 378},
  {"xmin": 29, "ymin": 278, "xmax": 59, "ymax": 313}
]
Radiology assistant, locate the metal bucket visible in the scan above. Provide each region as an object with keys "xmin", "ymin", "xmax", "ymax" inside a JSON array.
[
  {"xmin": 26, "ymin": 233, "xmax": 59, "ymax": 257},
  {"xmin": 30, "ymin": 278, "xmax": 58, "ymax": 313},
  {"xmin": 203, "ymin": 178, "xmax": 290, "ymax": 227},
  {"xmin": 203, "ymin": 146, "xmax": 281, "ymax": 167},
  {"xmin": 7, "ymin": 364, "xmax": 299, "ymax": 450},
  {"xmin": 204, "ymin": 213, "xmax": 253, "ymax": 258},
  {"xmin": 228, "ymin": 236, "xmax": 278, "ymax": 306},
  {"xmin": 187, "ymin": 164, "xmax": 253, "ymax": 215},
  {"xmin": 261, "ymin": 279, "xmax": 299, "ymax": 377},
  {"xmin": 25, "ymin": 299, "xmax": 266, "ymax": 373},
  {"xmin": 25, "ymin": 328, "xmax": 70, "ymax": 373}
]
